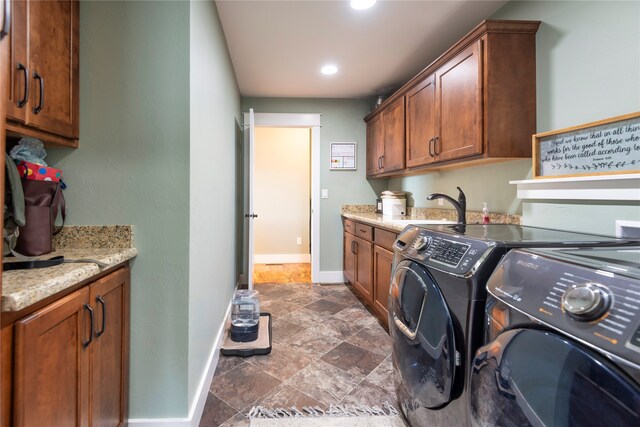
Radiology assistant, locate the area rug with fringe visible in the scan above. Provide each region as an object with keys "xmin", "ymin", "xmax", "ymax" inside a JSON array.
[{"xmin": 248, "ymin": 403, "xmax": 406, "ymax": 426}]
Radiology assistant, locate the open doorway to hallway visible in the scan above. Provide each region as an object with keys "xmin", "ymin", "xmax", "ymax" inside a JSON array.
[{"xmin": 252, "ymin": 127, "xmax": 311, "ymax": 284}]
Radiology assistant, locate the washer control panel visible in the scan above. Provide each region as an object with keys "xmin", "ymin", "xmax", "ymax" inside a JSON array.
[
  {"xmin": 488, "ymin": 249, "xmax": 640, "ymax": 365},
  {"xmin": 394, "ymin": 226, "xmax": 492, "ymax": 275}
]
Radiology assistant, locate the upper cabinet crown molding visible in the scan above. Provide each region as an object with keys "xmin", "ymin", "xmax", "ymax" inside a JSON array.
[
  {"xmin": 365, "ymin": 20, "xmax": 541, "ymax": 178},
  {"xmin": 3, "ymin": 0, "xmax": 79, "ymax": 148}
]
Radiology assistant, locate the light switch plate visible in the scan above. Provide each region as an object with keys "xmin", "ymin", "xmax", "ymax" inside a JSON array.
[{"xmin": 321, "ymin": 189, "xmax": 329, "ymax": 199}]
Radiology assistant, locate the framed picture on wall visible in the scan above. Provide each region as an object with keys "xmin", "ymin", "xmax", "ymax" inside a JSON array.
[{"xmin": 330, "ymin": 142, "xmax": 357, "ymax": 170}]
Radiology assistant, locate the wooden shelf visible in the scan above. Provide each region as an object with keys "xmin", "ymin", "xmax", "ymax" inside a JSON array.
[{"xmin": 510, "ymin": 174, "xmax": 640, "ymax": 201}]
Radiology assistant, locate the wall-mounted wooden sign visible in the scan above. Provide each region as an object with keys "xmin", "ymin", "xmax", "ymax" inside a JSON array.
[{"xmin": 533, "ymin": 112, "xmax": 640, "ymax": 178}]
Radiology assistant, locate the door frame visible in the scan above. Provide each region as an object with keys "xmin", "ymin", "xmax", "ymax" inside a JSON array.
[{"xmin": 243, "ymin": 112, "xmax": 322, "ymax": 283}]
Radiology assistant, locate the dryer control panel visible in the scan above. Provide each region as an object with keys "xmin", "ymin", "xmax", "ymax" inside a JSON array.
[
  {"xmin": 394, "ymin": 226, "xmax": 494, "ymax": 276},
  {"xmin": 487, "ymin": 249, "xmax": 640, "ymax": 366}
]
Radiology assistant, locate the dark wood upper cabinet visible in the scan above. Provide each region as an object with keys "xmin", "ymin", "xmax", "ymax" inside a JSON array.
[
  {"xmin": 366, "ymin": 20, "xmax": 540, "ymax": 176},
  {"xmin": 367, "ymin": 96, "xmax": 405, "ymax": 177},
  {"xmin": 381, "ymin": 97, "xmax": 405, "ymax": 173},
  {"xmin": 434, "ymin": 41, "xmax": 482, "ymax": 163},
  {"xmin": 406, "ymin": 75, "xmax": 436, "ymax": 167},
  {"xmin": 366, "ymin": 113, "xmax": 384, "ymax": 176},
  {"xmin": 4, "ymin": 0, "xmax": 79, "ymax": 147}
]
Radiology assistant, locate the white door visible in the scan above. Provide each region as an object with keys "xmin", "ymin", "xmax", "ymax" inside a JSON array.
[{"xmin": 246, "ymin": 108, "xmax": 256, "ymax": 290}]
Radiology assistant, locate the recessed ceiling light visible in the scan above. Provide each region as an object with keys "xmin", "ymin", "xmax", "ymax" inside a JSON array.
[
  {"xmin": 351, "ymin": 0, "xmax": 376, "ymax": 11},
  {"xmin": 321, "ymin": 64, "xmax": 338, "ymax": 75}
]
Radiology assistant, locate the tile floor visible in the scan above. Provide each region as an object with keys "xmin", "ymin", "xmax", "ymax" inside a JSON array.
[{"xmin": 199, "ymin": 268, "xmax": 400, "ymax": 426}]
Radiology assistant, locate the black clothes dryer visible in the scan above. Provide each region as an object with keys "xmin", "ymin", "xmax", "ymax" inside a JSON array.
[
  {"xmin": 470, "ymin": 246, "xmax": 640, "ymax": 427},
  {"xmin": 389, "ymin": 224, "xmax": 638, "ymax": 427}
]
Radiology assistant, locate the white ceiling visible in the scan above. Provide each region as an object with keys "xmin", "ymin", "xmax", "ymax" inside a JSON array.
[{"xmin": 215, "ymin": 0, "xmax": 509, "ymax": 99}]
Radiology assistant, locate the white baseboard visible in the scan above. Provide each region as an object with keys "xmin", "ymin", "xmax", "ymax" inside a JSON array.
[
  {"xmin": 128, "ymin": 299, "xmax": 234, "ymax": 427},
  {"xmin": 312, "ymin": 270, "xmax": 345, "ymax": 284},
  {"xmin": 254, "ymin": 253, "xmax": 310, "ymax": 264}
]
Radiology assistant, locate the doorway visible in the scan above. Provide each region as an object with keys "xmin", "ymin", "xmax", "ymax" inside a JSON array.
[
  {"xmin": 242, "ymin": 112, "xmax": 321, "ymax": 287},
  {"xmin": 253, "ymin": 127, "xmax": 311, "ymax": 283}
]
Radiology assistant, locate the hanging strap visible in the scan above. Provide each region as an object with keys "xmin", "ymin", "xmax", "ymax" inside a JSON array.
[{"xmin": 3, "ymin": 249, "xmax": 108, "ymax": 271}]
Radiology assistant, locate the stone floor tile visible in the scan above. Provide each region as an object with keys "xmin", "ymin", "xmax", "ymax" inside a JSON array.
[
  {"xmin": 247, "ymin": 343, "xmax": 315, "ymax": 381},
  {"xmin": 199, "ymin": 392, "xmax": 239, "ymax": 427},
  {"xmin": 219, "ymin": 412, "xmax": 249, "ymax": 427},
  {"xmin": 305, "ymin": 316, "xmax": 365, "ymax": 341},
  {"xmin": 346, "ymin": 324, "xmax": 393, "ymax": 357},
  {"xmin": 304, "ymin": 298, "xmax": 349, "ymax": 315},
  {"xmin": 324, "ymin": 290, "xmax": 360, "ymax": 306},
  {"xmin": 282, "ymin": 327, "xmax": 343, "ymax": 358},
  {"xmin": 243, "ymin": 383, "xmax": 324, "ymax": 413},
  {"xmin": 333, "ymin": 305, "xmax": 379, "ymax": 328},
  {"xmin": 321, "ymin": 342, "xmax": 386, "ymax": 379},
  {"xmin": 284, "ymin": 360, "xmax": 361, "ymax": 406},
  {"xmin": 340, "ymin": 379, "xmax": 399, "ymax": 411},
  {"xmin": 365, "ymin": 356, "xmax": 396, "ymax": 392},
  {"xmin": 270, "ymin": 318, "xmax": 305, "ymax": 343},
  {"xmin": 278, "ymin": 307, "xmax": 327, "ymax": 328},
  {"xmin": 214, "ymin": 355, "xmax": 247, "ymax": 377},
  {"xmin": 210, "ymin": 363, "xmax": 282, "ymax": 411}
]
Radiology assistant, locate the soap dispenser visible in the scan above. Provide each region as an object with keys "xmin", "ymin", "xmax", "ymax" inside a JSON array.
[{"xmin": 482, "ymin": 202, "xmax": 490, "ymax": 224}]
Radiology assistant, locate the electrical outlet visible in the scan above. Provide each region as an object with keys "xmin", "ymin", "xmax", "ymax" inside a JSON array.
[{"xmin": 296, "ymin": 237, "xmax": 302, "ymax": 245}]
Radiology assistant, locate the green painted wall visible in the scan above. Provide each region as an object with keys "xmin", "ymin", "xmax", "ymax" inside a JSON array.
[
  {"xmin": 46, "ymin": 0, "xmax": 242, "ymax": 419},
  {"xmin": 390, "ymin": 0, "xmax": 640, "ymax": 234},
  {"xmin": 493, "ymin": 0, "xmax": 640, "ymax": 235},
  {"xmin": 241, "ymin": 98, "xmax": 386, "ymax": 271},
  {"xmin": 188, "ymin": 0, "xmax": 241, "ymax": 412}
]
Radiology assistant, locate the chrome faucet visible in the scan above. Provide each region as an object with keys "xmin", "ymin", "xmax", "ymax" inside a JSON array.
[{"xmin": 426, "ymin": 187, "xmax": 466, "ymax": 224}]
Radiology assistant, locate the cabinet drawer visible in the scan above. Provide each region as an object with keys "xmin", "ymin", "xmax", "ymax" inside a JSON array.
[
  {"xmin": 374, "ymin": 228, "xmax": 398, "ymax": 251},
  {"xmin": 356, "ymin": 224, "xmax": 373, "ymax": 241},
  {"xmin": 344, "ymin": 219, "xmax": 356, "ymax": 234}
]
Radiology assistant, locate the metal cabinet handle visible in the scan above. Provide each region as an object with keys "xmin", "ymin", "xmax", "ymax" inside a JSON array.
[
  {"xmin": 380, "ymin": 155, "xmax": 384, "ymax": 169},
  {"xmin": 353, "ymin": 241, "xmax": 358, "ymax": 255},
  {"xmin": 32, "ymin": 71, "xmax": 44, "ymax": 114},
  {"xmin": 433, "ymin": 136, "xmax": 439, "ymax": 155},
  {"xmin": 95, "ymin": 296, "xmax": 106, "ymax": 337},
  {"xmin": 16, "ymin": 63, "xmax": 28, "ymax": 107},
  {"xmin": 428, "ymin": 137, "xmax": 435, "ymax": 156},
  {"xmin": 82, "ymin": 304, "xmax": 94, "ymax": 348},
  {"xmin": 351, "ymin": 240, "xmax": 356, "ymax": 254}
]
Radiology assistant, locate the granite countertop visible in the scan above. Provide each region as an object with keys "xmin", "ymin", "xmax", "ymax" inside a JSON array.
[
  {"xmin": 342, "ymin": 204, "xmax": 521, "ymax": 232},
  {"xmin": 2, "ymin": 226, "xmax": 137, "ymax": 312}
]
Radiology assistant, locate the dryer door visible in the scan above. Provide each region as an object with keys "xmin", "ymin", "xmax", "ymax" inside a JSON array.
[
  {"xmin": 469, "ymin": 328, "xmax": 640, "ymax": 427},
  {"xmin": 389, "ymin": 259, "xmax": 458, "ymax": 409}
]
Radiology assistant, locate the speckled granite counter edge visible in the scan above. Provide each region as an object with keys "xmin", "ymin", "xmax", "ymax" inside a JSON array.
[
  {"xmin": 342, "ymin": 205, "xmax": 521, "ymax": 232},
  {"xmin": 3, "ymin": 247, "xmax": 137, "ymax": 312}
]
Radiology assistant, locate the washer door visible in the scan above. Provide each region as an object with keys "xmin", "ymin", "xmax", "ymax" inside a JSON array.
[
  {"xmin": 389, "ymin": 260, "xmax": 458, "ymax": 409},
  {"xmin": 469, "ymin": 328, "xmax": 640, "ymax": 427}
]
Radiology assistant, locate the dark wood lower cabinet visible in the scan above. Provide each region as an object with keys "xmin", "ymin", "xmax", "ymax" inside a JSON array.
[
  {"xmin": 343, "ymin": 219, "xmax": 397, "ymax": 324},
  {"xmin": 353, "ymin": 236, "xmax": 373, "ymax": 305},
  {"xmin": 373, "ymin": 245, "xmax": 394, "ymax": 321},
  {"xmin": 5, "ymin": 266, "xmax": 130, "ymax": 427}
]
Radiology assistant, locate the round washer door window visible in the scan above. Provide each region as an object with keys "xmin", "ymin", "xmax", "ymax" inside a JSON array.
[
  {"xmin": 389, "ymin": 260, "xmax": 458, "ymax": 409},
  {"xmin": 469, "ymin": 328, "xmax": 640, "ymax": 427}
]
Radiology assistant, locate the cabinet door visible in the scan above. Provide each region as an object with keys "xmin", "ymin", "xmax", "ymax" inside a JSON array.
[
  {"xmin": 382, "ymin": 96, "xmax": 405, "ymax": 172},
  {"xmin": 90, "ymin": 268, "xmax": 130, "ymax": 427},
  {"xmin": 3, "ymin": 0, "xmax": 27, "ymax": 122},
  {"xmin": 366, "ymin": 113, "xmax": 384, "ymax": 176},
  {"xmin": 406, "ymin": 75, "xmax": 436, "ymax": 167},
  {"xmin": 343, "ymin": 232, "xmax": 356, "ymax": 284},
  {"xmin": 435, "ymin": 41, "xmax": 482, "ymax": 162},
  {"xmin": 14, "ymin": 287, "xmax": 90, "ymax": 427},
  {"xmin": 373, "ymin": 245, "xmax": 393, "ymax": 321},
  {"xmin": 354, "ymin": 236, "xmax": 373, "ymax": 304},
  {"xmin": 25, "ymin": 0, "xmax": 78, "ymax": 139}
]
